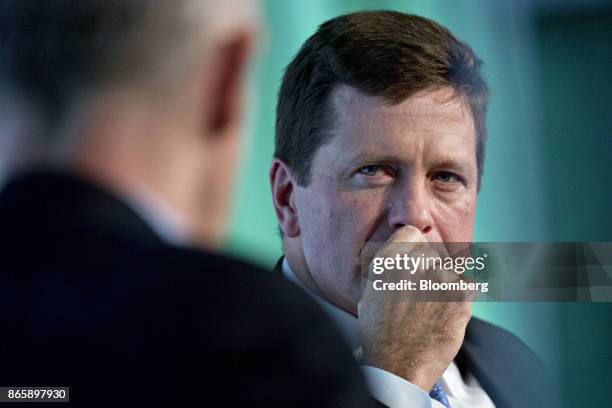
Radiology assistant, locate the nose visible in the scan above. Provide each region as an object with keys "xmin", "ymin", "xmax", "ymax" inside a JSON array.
[{"xmin": 387, "ymin": 180, "xmax": 434, "ymax": 235}]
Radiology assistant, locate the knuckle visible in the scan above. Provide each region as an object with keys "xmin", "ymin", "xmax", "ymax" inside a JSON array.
[{"xmin": 393, "ymin": 225, "xmax": 425, "ymax": 243}]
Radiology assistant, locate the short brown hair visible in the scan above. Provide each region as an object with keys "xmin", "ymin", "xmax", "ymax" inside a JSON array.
[{"xmin": 275, "ymin": 10, "xmax": 489, "ymax": 189}]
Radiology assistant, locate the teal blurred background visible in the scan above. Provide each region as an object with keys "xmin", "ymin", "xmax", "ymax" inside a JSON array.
[{"xmin": 224, "ymin": 1, "xmax": 612, "ymax": 406}]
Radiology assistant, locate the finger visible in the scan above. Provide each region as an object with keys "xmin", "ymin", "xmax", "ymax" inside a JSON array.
[
  {"xmin": 366, "ymin": 226, "xmax": 428, "ymax": 283},
  {"xmin": 409, "ymin": 245, "xmax": 440, "ymax": 277},
  {"xmin": 388, "ymin": 224, "xmax": 428, "ymax": 245}
]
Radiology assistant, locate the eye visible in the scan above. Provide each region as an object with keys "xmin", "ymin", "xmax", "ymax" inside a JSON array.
[
  {"xmin": 434, "ymin": 171, "xmax": 459, "ymax": 183},
  {"xmin": 358, "ymin": 165, "xmax": 382, "ymax": 177}
]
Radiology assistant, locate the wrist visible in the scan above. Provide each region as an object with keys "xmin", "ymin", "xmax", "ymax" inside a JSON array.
[{"xmin": 364, "ymin": 353, "xmax": 440, "ymax": 391}]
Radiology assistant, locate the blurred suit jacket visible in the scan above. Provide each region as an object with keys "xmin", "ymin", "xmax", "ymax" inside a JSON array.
[{"xmin": 0, "ymin": 170, "xmax": 378, "ymax": 407}]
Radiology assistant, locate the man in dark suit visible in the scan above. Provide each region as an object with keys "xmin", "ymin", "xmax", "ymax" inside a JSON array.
[
  {"xmin": 0, "ymin": 1, "xmax": 377, "ymax": 406},
  {"xmin": 269, "ymin": 11, "xmax": 558, "ymax": 407}
]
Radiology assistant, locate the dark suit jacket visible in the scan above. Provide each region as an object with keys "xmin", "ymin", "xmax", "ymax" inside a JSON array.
[
  {"xmin": 0, "ymin": 170, "xmax": 378, "ymax": 407},
  {"xmin": 273, "ymin": 259, "xmax": 560, "ymax": 408}
]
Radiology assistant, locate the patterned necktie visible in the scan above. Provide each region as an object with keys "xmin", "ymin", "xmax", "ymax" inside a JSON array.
[{"xmin": 429, "ymin": 382, "xmax": 451, "ymax": 408}]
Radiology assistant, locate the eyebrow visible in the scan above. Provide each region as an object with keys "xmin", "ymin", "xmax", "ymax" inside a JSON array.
[
  {"xmin": 428, "ymin": 159, "xmax": 472, "ymax": 174},
  {"xmin": 346, "ymin": 152, "xmax": 403, "ymax": 167}
]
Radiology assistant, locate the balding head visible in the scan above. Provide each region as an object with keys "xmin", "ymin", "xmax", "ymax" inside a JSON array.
[
  {"xmin": 0, "ymin": 0, "xmax": 259, "ymax": 249},
  {"xmin": 0, "ymin": 0, "xmax": 257, "ymax": 129}
]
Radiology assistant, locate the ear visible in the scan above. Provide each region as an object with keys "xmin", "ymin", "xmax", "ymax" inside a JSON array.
[
  {"xmin": 270, "ymin": 159, "xmax": 300, "ymax": 237},
  {"xmin": 204, "ymin": 29, "xmax": 255, "ymax": 139}
]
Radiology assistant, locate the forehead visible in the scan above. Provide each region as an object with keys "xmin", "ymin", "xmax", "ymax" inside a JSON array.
[
  {"xmin": 319, "ymin": 85, "xmax": 476, "ymax": 165},
  {"xmin": 330, "ymin": 85, "xmax": 473, "ymax": 137}
]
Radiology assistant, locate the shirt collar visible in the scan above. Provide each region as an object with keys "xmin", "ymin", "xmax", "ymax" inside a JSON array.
[{"xmin": 121, "ymin": 183, "xmax": 189, "ymax": 247}]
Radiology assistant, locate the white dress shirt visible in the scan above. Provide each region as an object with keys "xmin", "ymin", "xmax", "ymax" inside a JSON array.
[
  {"xmin": 120, "ymin": 183, "xmax": 189, "ymax": 246},
  {"xmin": 282, "ymin": 258, "xmax": 495, "ymax": 408}
]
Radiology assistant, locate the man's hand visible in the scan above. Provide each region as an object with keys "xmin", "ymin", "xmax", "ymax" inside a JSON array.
[{"xmin": 358, "ymin": 225, "xmax": 477, "ymax": 391}]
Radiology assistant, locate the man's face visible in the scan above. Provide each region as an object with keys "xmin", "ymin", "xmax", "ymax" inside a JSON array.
[{"xmin": 292, "ymin": 86, "xmax": 478, "ymax": 314}]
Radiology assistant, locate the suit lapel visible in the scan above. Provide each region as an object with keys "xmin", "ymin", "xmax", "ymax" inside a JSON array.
[{"xmin": 456, "ymin": 320, "xmax": 516, "ymax": 408}]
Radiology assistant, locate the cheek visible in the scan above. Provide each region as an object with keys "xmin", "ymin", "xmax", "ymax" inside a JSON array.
[
  {"xmin": 298, "ymin": 189, "xmax": 385, "ymax": 305},
  {"xmin": 433, "ymin": 192, "xmax": 476, "ymax": 242},
  {"xmin": 302, "ymin": 189, "xmax": 383, "ymax": 244},
  {"xmin": 332, "ymin": 190, "xmax": 387, "ymax": 245}
]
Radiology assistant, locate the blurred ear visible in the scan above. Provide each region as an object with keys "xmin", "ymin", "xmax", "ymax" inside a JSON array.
[
  {"xmin": 204, "ymin": 28, "xmax": 255, "ymax": 139},
  {"xmin": 270, "ymin": 159, "xmax": 300, "ymax": 237}
]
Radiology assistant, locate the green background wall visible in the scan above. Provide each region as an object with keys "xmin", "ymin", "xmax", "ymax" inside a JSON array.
[{"xmin": 224, "ymin": 1, "xmax": 612, "ymax": 406}]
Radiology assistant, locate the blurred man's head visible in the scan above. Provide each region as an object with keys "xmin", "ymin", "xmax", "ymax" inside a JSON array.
[
  {"xmin": 0, "ymin": 0, "xmax": 258, "ymax": 247},
  {"xmin": 270, "ymin": 11, "xmax": 489, "ymax": 314}
]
